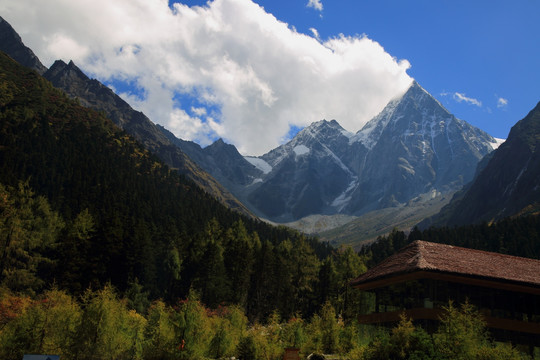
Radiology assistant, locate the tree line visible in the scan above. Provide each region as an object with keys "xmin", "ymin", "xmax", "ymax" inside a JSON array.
[
  {"xmin": 0, "ymin": 287, "xmax": 528, "ymax": 359},
  {"xmin": 0, "ymin": 50, "xmax": 538, "ymax": 358},
  {"xmin": 0, "ymin": 52, "xmax": 358, "ymax": 321},
  {"xmin": 361, "ymin": 215, "xmax": 540, "ymax": 268}
]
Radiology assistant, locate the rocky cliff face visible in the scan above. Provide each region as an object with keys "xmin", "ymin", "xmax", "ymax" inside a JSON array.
[
  {"xmin": 343, "ymin": 81, "xmax": 498, "ymax": 215},
  {"xmin": 158, "ymin": 126, "xmax": 263, "ymax": 195},
  {"xmin": 0, "ymin": 16, "xmax": 502, "ymax": 225},
  {"xmin": 44, "ymin": 60, "xmax": 172, "ymax": 149},
  {"xmin": 422, "ymin": 101, "xmax": 540, "ymax": 227},
  {"xmin": 0, "ymin": 19, "xmax": 252, "ymax": 217},
  {"xmin": 231, "ymin": 82, "xmax": 499, "ymax": 222},
  {"xmin": 0, "ymin": 16, "xmax": 47, "ymax": 74},
  {"xmin": 42, "ymin": 60, "xmax": 253, "ymax": 217},
  {"xmin": 247, "ymin": 120, "xmax": 361, "ymax": 220}
]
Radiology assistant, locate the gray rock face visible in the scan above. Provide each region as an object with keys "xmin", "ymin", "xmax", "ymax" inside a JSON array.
[
  {"xmin": 422, "ymin": 101, "xmax": 540, "ymax": 227},
  {"xmin": 248, "ymin": 120, "xmax": 361, "ymax": 221},
  {"xmin": 343, "ymin": 81, "xmax": 496, "ymax": 215},
  {"xmin": 0, "ymin": 16, "xmax": 47, "ymax": 75},
  {"xmin": 44, "ymin": 60, "xmax": 172, "ymax": 148},
  {"xmin": 218, "ymin": 81, "xmax": 498, "ymax": 222},
  {"xmin": 158, "ymin": 127, "xmax": 263, "ymax": 195},
  {"xmin": 41, "ymin": 59, "xmax": 253, "ymax": 217}
]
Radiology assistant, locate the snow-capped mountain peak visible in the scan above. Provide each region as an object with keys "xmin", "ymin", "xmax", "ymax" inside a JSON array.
[
  {"xmin": 294, "ymin": 119, "xmax": 352, "ymax": 144},
  {"xmin": 353, "ymin": 81, "xmax": 452, "ymax": 150},
  {"xmin": 166, "ymin": 80, "xmax": 499, "ymax": 222},
  {"xmin": 238, "ymin": 81, "xmax": 498, "ymax": 221}
]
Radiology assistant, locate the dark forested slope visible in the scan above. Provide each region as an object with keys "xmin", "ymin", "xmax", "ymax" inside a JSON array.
[{"xmin": 0, "ymin": 52, "xmax": 340, "ymax": 320}]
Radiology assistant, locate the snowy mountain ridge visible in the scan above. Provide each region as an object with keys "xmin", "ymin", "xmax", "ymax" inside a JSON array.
[{"xmin": 232, "ymin": 80, "xmax": 500, "ymax": 221}]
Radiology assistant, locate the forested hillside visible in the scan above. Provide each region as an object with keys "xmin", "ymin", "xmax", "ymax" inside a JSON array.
[
  {"xmin": 361, "ymin": 215, "xmax": 540, "ymax": 267},
  {"xmin": 0, "ymin": 46, "xmax": 536, "ymax": 360},
  {"xmin": 0, "ymin": 51, "xmax": 368, "ymax": 322}
]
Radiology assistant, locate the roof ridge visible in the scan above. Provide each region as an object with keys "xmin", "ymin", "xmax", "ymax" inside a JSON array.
[
  {"xmin": 351, "ymin": 240, "xmax": 540, "ymax": 289},
  {"xmin": 408, "ymin": 240, "xmax": 431, "ymax": 269}
]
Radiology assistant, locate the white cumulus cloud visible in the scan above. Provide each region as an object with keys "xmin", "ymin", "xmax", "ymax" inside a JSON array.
[
  {"xmin": 309, "ymin": 27, "xmax": 320, "ymax": 40},
  {"xmin": 0, "ymin": 0, "xmax": 412, "ymax": 155},
  {"xmin": 307, "ymin": 0, "xmax": 323, "ymax": 12},
  {"xmin": 453, "ymin": 92, "xmax": 482, "ymax": 107},
  {"xmin": 497, "ymin": 97, "xmax": 508, "ymax": 108}
]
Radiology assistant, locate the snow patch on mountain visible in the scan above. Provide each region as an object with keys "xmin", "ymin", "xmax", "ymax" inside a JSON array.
[
  {"xmin": 341, "ymin": 129, "xmax": 354, "ymax": 139},
  {"xmin": 245, "ymin": 156, "xmax": 272, "ymax": 174},
  {"xmin": 293, "ymin": 144, "xmax": 310, "ymax": 156},
  {"xmin": 352, "ymin": 99, "xmax": 402, "ymax": 149},
  {"xmin": 331, "ymin": 178, "xmax": 359, "ymax": 211},
  {"xmin": 491, "ymin": 138, "xmax": 506, "ymax": 150},
  {"xmin": 322, "ymin": 143, "xmax": 355, "ymax": 176}
]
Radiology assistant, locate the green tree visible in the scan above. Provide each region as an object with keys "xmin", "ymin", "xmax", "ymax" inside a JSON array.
[
  {"xmin": 248, "ymin": 239, "xmax": 278, "ymax": 321},
  {"xmin": 0, "ymin": 289, "xmax": 80, "ymax": 359},
  {"xmin": 143, "ymin": 300, "xmax": 176, "ymax": 360},
  {"xmin": 236, "ymin": 333, "xmax": 258, "ymax": 360},
  {"xmin": 281, "ymin": 316, "xmax": 307, "ymax": 349},
  {"xmin": 433, "ymin": 301, "xmax": 489, "ymax": 359},
  {"xmin": 70, "ymin": 285, "xmax": 146, "ymax": 360},
  {"xmin": 317, "ymin": 257, "xmax": 339, "ymax": 305},
  {"xmin": 160, "ymin": 245, "xmax": 182, "ymax": 300},
  {"xmin": 364, "ymin": 314, "xmax": 435, "ymax": 360},
  {"xmin": 274, "ymin": 238, "xmax": 320, "ymax": 319},
  {"xmin": 319, "ymin": 301, "xmax": 340, "ymax": 354},
  {"xmin": 0, "ymin": 182, "xmax": 64, "ymax": 295},
  {"xmin": 290, "ymin": 238, "xmax": 320, "ymax": 317},
  {"xmin": 334, "ymin": 246, "xmax": 368, "ymax": 319},
  {"xmin": 208, "ymin": 319, "xmax": 233, "ymax": 359},
  {"xmin": 125, "ymin": 278, "xmax": 151, "ymax": 315},
  {"xmin": 433, "ymin": 301, "xmax": 524, "ymax": 360},
  {"xmin": 196, "ymin": 238, "xmax": 231, "ymax": 308},
  {"xmin": 55, "ymin": 208, "xmax": 96, "ymax": 294},
  {"xmin": 207, "ymin": 304, "xmax": 248, "ymax": 358},
  {"xmin": 224, "ymin": 220, "xmax": 258, "ymax": 308},
  {"xmin": 173, "ymin": 291, "xmax": 212, "ymax": 360}
]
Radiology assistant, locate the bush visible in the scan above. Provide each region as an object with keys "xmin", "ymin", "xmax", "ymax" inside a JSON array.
[
  {"xmin": 364, "ymin": 314, "xmax": 435, "ymax": 360},
  {"xmin": 143, "ymin": 300, "xmax": 176, "ymax": 360},
  {"xmin": 0, "ymin": 289, "xmax": 80, "ymax": 359},
  {"xmin": 237, "ymin": 333, "xmax": 258, "ymax": 360},
  {"xmin": 434, "ymin": 301, "xmax": 524, "ymax": 360},
  {"xmin": 70, "ymin": 285, "xmax": 146, "ymax": 360}
]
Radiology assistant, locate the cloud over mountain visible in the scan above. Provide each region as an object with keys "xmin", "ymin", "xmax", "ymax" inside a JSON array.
[
  {"xmin": 453, "ymin": 92, "xmax": 482, "ymax": 107},
  {"xmin": 1, "ymin": 0, "xmax": 412, "ymax": 155},
  {"xmin": 307, "ymin": 0, "xmax": 323, "ymax": 12}
]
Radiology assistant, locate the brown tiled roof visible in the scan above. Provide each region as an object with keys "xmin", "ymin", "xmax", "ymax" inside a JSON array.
[{"xmin": 351, "ymin": 240, "xmax": 540, "ymax": 288}]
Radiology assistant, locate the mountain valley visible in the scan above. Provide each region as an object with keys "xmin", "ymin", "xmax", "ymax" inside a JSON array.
[
  {"xmin": 1, "ymin": 12, "xmax": 540, "ymax": 357},
  {"xmin": 171, "ymin": 81, "xmax": 502, "ymax": 243},
  {"xmin": 1, "ymin": 15, "xmax": 536, "ymax": 251}
]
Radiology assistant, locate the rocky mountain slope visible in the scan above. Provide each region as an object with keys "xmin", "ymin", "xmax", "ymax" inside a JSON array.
[
  {"xmin": 43, "ymin": 60, "xmax": 253, "ymax": 217},
  {"xmin": 0, "ymin": 18, "xmax": 252, "ymax": 217},
  {"xmin": 0, "ymin": 50, "xmax": 330, "ymax": 316},
  {"xmin": 421, "ymin": 101, "xmax": 540, "ymax": 227},
  {"xmin": 224, "ymin": 82, "xmax": 500, "ymax": 222},
  {"xmin": 0, "ymin": 16, "xmax": 47, "ymax": 75},
  {"xmin": 158, "ymin": 126, "xmax": 263, "ymax": 195},
  {"xmin": 0, "ymin": 16, "xmax": 503, "ymax": 232}
]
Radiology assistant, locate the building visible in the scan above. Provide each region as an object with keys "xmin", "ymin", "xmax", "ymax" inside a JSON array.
[{"xmin": 350, "ymin": 240, "xmax": 540, "ymax": 348}]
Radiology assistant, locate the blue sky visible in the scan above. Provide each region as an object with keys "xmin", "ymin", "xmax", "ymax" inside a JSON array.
[
  {"xmin": 1, "ymin": 0, "xmax": 538, "ymax": 154},
  {"xmin": 245, "ymin": 0, "xmax": 539, "ymax": 140}
]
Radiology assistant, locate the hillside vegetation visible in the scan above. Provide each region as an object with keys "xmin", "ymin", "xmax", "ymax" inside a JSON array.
[
  {"xmin": 0, "ymin": 52, "xmax": 361, "ymax": 322},
  {"xmin": 0, "ymin": 50, "xmax": 538, "ymax": 359}
]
